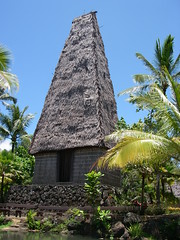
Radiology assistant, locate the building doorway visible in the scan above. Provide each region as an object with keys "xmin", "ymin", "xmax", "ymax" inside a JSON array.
[{"xmin": 57, "ymin": 150, "xmax": 73, "ymax": 182}]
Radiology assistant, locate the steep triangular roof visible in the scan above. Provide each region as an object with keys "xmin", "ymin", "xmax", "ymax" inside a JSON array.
[{"xmin": 30, "ymin": 12, "xmax": 118, "ymax": 154}]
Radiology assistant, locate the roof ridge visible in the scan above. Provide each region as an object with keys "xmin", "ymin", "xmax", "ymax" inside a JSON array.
[
  {"xmin": 91, "ymin": 13, "xmax": 104, "ymax": 146},
  {"xmin": 72, "ymin": 11, "xmax": 97, "ymax": 23}
]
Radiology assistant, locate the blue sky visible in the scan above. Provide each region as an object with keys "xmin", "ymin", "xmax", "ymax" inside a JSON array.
[{"xmin": 1, "ymin": 0, "xmax": 180, "ymax": 141}]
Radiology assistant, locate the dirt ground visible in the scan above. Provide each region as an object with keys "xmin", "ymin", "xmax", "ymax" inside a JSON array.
[{"xmin": 0, "ymin": 216, "xmax": 28, "ymax": 232}]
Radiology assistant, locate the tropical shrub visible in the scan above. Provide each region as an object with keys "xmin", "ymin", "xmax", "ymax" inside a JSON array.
[
  {"xmin": 0, "ymin": 147, "xmax": 35, "ymax": 202},
  {"xmin": 41, "ymin": 217, "xmax": 55, "ymax": 232},
  {"xmin": 127, "ymin": 223, "xmax": 144, "ymax": 239},
  {"xmin": 0, "ymin": 215, "xmax": 5, "ymax": 225},
  {"xmin": 26, "ymin": 210, "xmax": 41, "ymax": 230},
  {"xmin": 14, "ymin": 146, "xmax": 35, "ymax": 184},
  {"xmin": 84, "ymin": 171, "xmax": 104, "ymax": 207},
  {"xmin": 65, "ymin": 207, "xmax": 85, "ymax": 227},
  {"xmin": 93, "ymin": 206, "xmax": 112, "ymax": 238},
  {"xmin": 145, "ymin": 205, "xmax": 165, "ymax": 215}
]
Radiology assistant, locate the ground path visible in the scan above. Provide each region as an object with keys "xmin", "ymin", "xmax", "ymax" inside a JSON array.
[{"xmin": 0, "ymin": 216, "xmax": 28, "ymax": 232}]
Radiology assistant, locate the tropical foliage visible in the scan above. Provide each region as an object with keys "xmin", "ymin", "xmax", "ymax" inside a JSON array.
[
  {"xmin": 0, "ymin": 147, "xmax": 35, "ymax": 202},
  {"xmin": 84, "ymin": 171, "xmax": 104, "ymax": 207},
  {"xmin": 0, "ymin": 45, "xmax": 19, "ymax": 93},
  {"xmin": 97, "ymin": 35, "xmax": 180, "ymax": 205},
  {"xmin": 132, "ymin": 34, "xmax": 180, "ymax": 95},
  {"xmin": 0, "ymin": 103, "xmax": 34, "ymax": 152},
  {"xmin": 122, "ymin": 35, "xmax": 180, "ymax": 136}
]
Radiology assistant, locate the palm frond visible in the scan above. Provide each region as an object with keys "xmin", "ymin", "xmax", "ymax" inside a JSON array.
[
  {"xmin": 172, "ymin": 71, "xmax": 180, "ymax": 81},
  {"xmin": 136, "ymin": 53, "xmax": 159, "ymax": 76},
  {"xmin": 133, "ymin": 74, "xmax": 155, "ymax": 84},
  {"xmin": 0, "ymin": 125, "xmax": 10, "ymax": 138},
  {"xmin": 0, "ymin": 45, "xmax": 19, "ymax": 93},
  {"xmin": 0, "ymin": 92, "xmax": 17, "ymax": 103},
  {"xmin": 21, "ymin": 106, "xmax": 29, "ymax": 116},
  {"xmin": 154, "ymin": 39, "xmax": 162, "ymax": 69},
  {"xmin": 13, "ymin": 119, "xmax": 22, "ymax": 133},
  {"xmin": 22, "ymin": 114, "xmax": 34, "ymax": 128},
  {"xmin": 118, "ymin": 85, "xmax": 149, "ymax": 97},
  {"xmin": 106, "ymin": 129, "xmax": 174, "ymax": 145},
  {"xmin": 162, "ymin": 67, "xmax": 180, "ymax": 110},
  {"xmin": 171, "ymin": 54, "xmax": 180, "ymax": 73},
  {"xmin": 97, "ymin": 131, "xmax": 180, "ymax": 170},
  {"xmin": 0, "ymin": 114, "xmax": 12, "ymax": 131},
  {"xmin": 161, "ymin": 35, "xmax": 174, "ymax": 72},
  {"xmin": 126, "ymin": 84, "xmax": 180, "ymax": 136},
  {"xmin": 0, "ymin": 46, "xmax": 11, "ymax": 71},
  {"xmin": 0, "ymin": 71, "xmax": 19, "ymax": 92}
]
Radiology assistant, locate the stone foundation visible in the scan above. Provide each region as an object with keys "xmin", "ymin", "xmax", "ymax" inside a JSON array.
[{"xmin": 7, "ymin": 184, "xmax": 119, "ymax": 206}]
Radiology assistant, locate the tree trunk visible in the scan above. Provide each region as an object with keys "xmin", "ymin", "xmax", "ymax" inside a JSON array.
[
  {"xmin": 141, "ymin": 174, "xmax": 145, "ymax": 205},
  {"xmin": 149, "ymin": 193, "xmax": 153, "ymax": 204},
  {"xmin": 156, "ymin": 173, "xmax": 161, "ymax": 205},
  {"xmin": 0, "ymin": 172, "xmax": 5, "ymax": 203},
  {"xmin": 11, "ymin": 138, "xmax": 16, "ymax": 153},
  {"xmin": 161, "ymin": 178, "xmax": 165, "ymax": 201},
  {"xmin": 11, "ymin": 142, "xmax": 15, "ymax": 153}
]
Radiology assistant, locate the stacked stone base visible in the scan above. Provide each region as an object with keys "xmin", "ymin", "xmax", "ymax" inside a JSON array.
[{"xmin": 7, "ymin": 184, "xmax": 119, "ymax": 206}]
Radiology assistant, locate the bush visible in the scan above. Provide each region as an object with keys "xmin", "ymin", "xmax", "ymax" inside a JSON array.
[
  {"xmin": 63, "ymin": 208, "xmax": 85, "ymax": 232},
  {"xmin": 159, "ymin": 218, "xmax": 180, "ymax": 240},
  {"xmin": 128, "ymin": 223, "xmax": 144, "ymax": 239},
  {"xmin": 0, "ymin": 215, "xmax": 5, "ymax": 225},
  {"xmin": 26, "ymin": 210, "xmax": 41, "ymax": 230},
  {"xmin": 84, "ymin": 171, "xmax": 104, "ymax": 207},
  {"xmin": 65, "ymin": 208, "xmax": 85, "ymax": 220},
  {"xmin": 145, "ymin": 205, "xmax": 165, "ymax": 215},
  {"xmin": 93, "ymin": 206, "xmax": 112, "ymax": 238},
  {"xmin": 41, "ymin": 218, "xmax": 54, "ymax": 232},
  {"xmin": 50, "ymin": 223, "xmax": 66, "ymax": 233}
]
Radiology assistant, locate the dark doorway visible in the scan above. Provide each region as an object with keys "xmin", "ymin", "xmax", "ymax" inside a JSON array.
[{"xmin": 57, "ymin": 150, "xmax": 73, "ymax": 182}]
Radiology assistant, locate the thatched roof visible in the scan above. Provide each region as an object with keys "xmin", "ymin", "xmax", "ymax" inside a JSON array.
[{"xmin": 30, "ymin": 11, "xmax": 118, "ymax": 155}]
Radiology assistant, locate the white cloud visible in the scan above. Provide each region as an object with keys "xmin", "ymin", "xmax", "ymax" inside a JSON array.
[{"xmin": 0, "ymin": 139, "xmax": 11, "ymax": 151}]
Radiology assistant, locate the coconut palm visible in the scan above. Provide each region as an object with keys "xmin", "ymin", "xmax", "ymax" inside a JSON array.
[
  {"xmin": 0, "ymin": 45, "xmax": 19, "ymax": 92},
  {"xmin": 120, "ymin": 36, "xmax": 180, "ymax": 137},
  {"xmin": 97, "ymin": 68, "xmax": 180, "ymax": 204},
  {"xmin": 133, "ymin": 35, "xmax": 180, "ymax": 95},
  {"xmin": 0, "ymin": 103, "xmax": 34, "ymax": 152}
]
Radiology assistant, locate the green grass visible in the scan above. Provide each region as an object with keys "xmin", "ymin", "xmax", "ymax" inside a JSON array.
[{"xmin": 0, "ymin": 221, "xmax": 12, "ymax": 229}]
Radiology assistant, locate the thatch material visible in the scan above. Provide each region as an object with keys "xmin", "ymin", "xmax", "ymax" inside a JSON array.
[{"xmin": 30, "ymin": 12, "xmax": 118, "ymax": 155}]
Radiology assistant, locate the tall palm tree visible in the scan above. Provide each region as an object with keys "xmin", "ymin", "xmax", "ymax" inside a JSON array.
[
  {"xmin": 0, "ymin": 45, "xmax": 19, "ymax": 92},
  {"xmin": 120, "ymin": 36, "xmax": 180, "ymax": 137},
  {"xmin": 97, "ymin": 68, "xmax": 180, "ymax": 204},
  {"xmin": 0, "ymin": 103, "xmax": 34, "ymax": 152},
  {"xmin": 133, "ymin": 35, "xmax": 180, "ymax": 95}
]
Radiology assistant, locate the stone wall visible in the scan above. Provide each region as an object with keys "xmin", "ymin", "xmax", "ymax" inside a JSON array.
[
  {"xmin": 33, "ymin": 152, "xmax": 58, "ymax": 184},
  {"xmin": 32, "ymin": 147, "xmax": 122, "ymax": 186},
  {"xmin": 72, "ymin": 147, "xmax": 106, "ymax": 182},
  {"xmin": 7, "ymin": 184, "xmax": 119, "ymax": 206}
]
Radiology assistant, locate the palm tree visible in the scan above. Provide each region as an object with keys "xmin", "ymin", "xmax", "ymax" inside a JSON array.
[
  {"xmin": 0, "ymin": 103, "xmax": 34, "ymax": 152},
  {"xmin": 120, "ymin": 36, "xmax": 180, "ymax": 136},
  {"xmin": 97, "ymin": 68, "xmax": 180, "ymax": 204},
  {"xmin": 0, "ymin": 45, "xmax": 19, "ymax": 92},
  {"xmin": 133, "ymin": 35, "xmax": 180, "ymax": 95}
]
